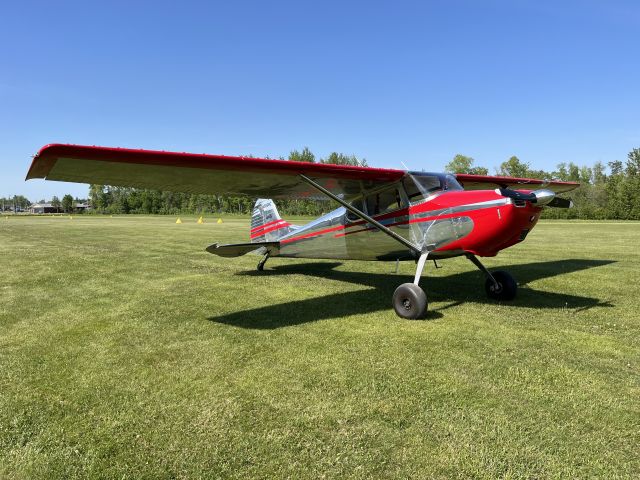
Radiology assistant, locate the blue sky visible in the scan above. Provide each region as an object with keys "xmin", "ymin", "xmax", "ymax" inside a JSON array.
[{"xmin": 1, "ymin": 0, "xmax": 639, "ymax": 200}]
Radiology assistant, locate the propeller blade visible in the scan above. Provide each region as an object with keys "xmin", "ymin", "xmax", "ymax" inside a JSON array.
[{"xmin": 547, "ymin": 196, "xmax": 573, "ymax": 208}]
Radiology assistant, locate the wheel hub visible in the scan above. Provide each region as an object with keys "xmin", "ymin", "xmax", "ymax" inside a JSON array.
[{"xmin": 402, "ymin": 299, "xmax": 412, "ymax": 310}]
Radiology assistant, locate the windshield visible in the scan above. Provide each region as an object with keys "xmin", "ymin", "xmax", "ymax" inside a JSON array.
[
  {"xmin": 403, "ymin": 174, "xmax": 442, "ymax": 201},
  {"xmin": 403, "ymin": 172, "xmax": 463, "ymax": 202},
  {"xmin": 444, "ymin": 174, "xmax": 463, "ymax": 191}
]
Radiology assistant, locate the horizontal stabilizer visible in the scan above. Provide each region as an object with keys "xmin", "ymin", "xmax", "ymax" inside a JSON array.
[{"xmin": 206, "ymin": 241, "xmax": 280, "ymax": 257}]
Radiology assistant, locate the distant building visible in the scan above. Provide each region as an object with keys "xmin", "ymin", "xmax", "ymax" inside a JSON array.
[
  {"xmin": 29, "ymin": 203, "xmax": 57, "ymax": 214},
  {"xmin": 29, "ymin": 203, "xmax": 91, "ymax": 214}
]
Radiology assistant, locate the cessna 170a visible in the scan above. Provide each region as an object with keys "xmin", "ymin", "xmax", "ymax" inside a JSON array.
[{"xmin": 26, "ymin": 144, "xmax": 579, "ymax": 319}]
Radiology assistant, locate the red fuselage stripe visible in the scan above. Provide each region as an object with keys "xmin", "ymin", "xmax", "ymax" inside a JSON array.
[
  {"xmin": 249, "ymin": 223, "xmax": 289, "ymax": 239},
  {"xmin": 332, "ymin": 213, "xmax": 452, "ymax": 238},
  {"xmin": 280, "ymin": 225, "xmax": 344, "ymax": 244},
  {"xmin": 284, "ymin": 207, "xmax": 497, "ymax": 243},
  {"xmin": 250, "ymin": 221, "xmax": 291, "ymax": 239},
  {"xmin": 250, "ymin": 219, "xmax": 284, "ymax": 234}
]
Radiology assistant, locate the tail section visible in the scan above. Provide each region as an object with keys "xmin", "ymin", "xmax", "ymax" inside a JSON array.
[{"xmin": 250, "ymin": 199, "xmax": 296, "ymax": 242}]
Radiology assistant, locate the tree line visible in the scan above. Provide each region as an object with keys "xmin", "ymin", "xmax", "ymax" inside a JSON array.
[
  {"xmin": 9, "ymin": 146, "xmax": 640, "ymax": 220},
  {"xmin": 445, "ymin": 147, "xmax": 640, "ymax": 219},
  {"xmin": 0, "ymin": 195, "xmax": 31, "ymax": 212},
  {"xmin": 87, "ymin": 149, "xmax": 365, "ymax": 217},
  {"xmin": 1, "ymin": 194, "xmax": 80, "ymax": 213}
]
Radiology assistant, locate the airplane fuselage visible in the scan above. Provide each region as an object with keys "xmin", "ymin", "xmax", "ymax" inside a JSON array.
[{"xmin": 267, "ymin": 188, "xmax": 542, "ymax": 261}]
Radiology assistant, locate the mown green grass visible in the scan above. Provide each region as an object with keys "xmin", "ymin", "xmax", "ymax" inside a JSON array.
[{"xmin": 1, "ymin": 215, "xmax": 638, "ymax": 479}]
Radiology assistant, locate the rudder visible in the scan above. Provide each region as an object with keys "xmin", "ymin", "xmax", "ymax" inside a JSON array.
[{"xmin": 250, "ymin": 199, "xmax": 296, "ymax": 242}]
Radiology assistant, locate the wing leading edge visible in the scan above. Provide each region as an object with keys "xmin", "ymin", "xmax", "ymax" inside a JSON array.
[
  {"xmin": 26, "ymin": 144, "xmax": 580, "ymax": 198},
  {"xmin": 26, "ymin": 144, "xmax": 406, "ymax": 200}
]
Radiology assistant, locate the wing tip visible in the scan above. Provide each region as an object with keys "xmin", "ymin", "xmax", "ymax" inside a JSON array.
[
  {"xmin": 205, "ymin": 243, "xmax": 219, "ymax": 254},
  {"xmin": 25, "ymin": 144, "xmax": 65, "ymax": 180}
]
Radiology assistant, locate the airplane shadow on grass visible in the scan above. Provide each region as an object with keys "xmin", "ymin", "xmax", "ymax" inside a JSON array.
[{"xmin": 208, "ymin": 259, "xmax": 615, "ymax": 329}]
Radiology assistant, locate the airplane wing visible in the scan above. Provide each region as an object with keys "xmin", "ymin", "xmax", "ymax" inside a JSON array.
[
  {"xmin": 455, "ymin": 173, "xmax": 579, "ymax": 193},
  {"xmin": 26, "ymin": 144, "xmax": 406, "ymax": 199}
]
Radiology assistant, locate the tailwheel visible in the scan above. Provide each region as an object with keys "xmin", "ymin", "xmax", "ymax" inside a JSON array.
[
  {"xmin": 393, "ymin": 283, "xmax": 428, "ymax": 319},
  {"xmin": 484, "ymin": 270, "xmax": 517, "ymax": 301},
  {"xmin": 257, "ymin": 252, "xmax": 270, "ymax": 271}
]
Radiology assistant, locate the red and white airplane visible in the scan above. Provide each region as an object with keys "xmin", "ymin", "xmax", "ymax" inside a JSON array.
[{"xmin": 27, "ymin": 144, "xmax": 579, "ymax": 318}]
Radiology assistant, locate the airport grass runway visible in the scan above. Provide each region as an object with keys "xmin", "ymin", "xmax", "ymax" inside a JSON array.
[{"xmin": 1, "ymin": 215, "xmax": 638, "ymax": 478}]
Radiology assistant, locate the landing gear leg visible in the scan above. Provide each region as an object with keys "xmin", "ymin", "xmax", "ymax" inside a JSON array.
[
  {"xmin": 392, "ymin": 252, "xmax": 429, "ymax": 319},
  {"xmin": 257, "ymin": 252, "xmax": 270, "ymax": 271},
  {"xmin": 466, "ymin": 254, "xmax": 517, "ymax": 301}
]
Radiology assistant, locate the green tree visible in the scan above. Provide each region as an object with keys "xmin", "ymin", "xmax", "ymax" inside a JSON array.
[
  {"xmin": 445, "ymin": 154, "xmax": 473, "ymax": 173},
  {"xmin": 568, "ymin": 163, "xmax": 580, "ymax": 181},
  {"xmin": 61, "ymin": 194, "xmax": 74, "ymax": 213},
  {"xmin": 592, "ymin": 161, "xmax": 607, "ymax": 184},
  {"xmin": 89, "ymin": 185, "xmax": 103, "ymax": 208},
  {"xmin": 289, "ymin": 147, "xmax": 315, "ymax": 163},
  {"xmin": 499, "ymin": 156, "xmax": 530, "ymax": 178},
  {"xmin": 321, "ymin": 152, "xmax": 367, "ymax": 167},
  {"xmin": 608, "ymin": 160, "xmax": 623, "ymax": 176},
  {"xmin": 555, "ymin": 163, "xmax": 569, "ymax": 181},
  {"xmin": 51, "ymin": 196, "xmax": 61, "ymax": 213},
  {"xmin": 9, "ymin": 195, "xmax": 31, "ymax": 210},
  {"xmin": 625, "ymin": 148, "xmax": 640, "ymax": 176},
  {"xmin": 445, "ymin": 154, "xmax": 489, "ymax": 175}
]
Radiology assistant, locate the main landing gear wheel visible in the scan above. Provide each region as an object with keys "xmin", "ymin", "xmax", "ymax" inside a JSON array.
[
  {"xmin": 466, "ymin": 254, "xmax": 518, "ymax": 302},
  {"xmin": 393, "ymin": 283, "xmax": 428, "ymax": 319},
  {"xmin": 484, "ymin": 270, "xmax": 517, "ymax": 301}
]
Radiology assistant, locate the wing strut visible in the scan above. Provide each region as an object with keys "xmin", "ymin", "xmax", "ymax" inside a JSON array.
[{"xmin": 299, "ymin": 174, "xmax": 421, "ymax": 255}]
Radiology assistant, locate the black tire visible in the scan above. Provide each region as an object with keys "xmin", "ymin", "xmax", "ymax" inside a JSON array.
[
  {"xmin": 485, "ymin": 270, "xmax": 517, "ymax": 301},
  {"xmin": 393, "ymin": 283, "xmax": 428, "ymax": 319}
]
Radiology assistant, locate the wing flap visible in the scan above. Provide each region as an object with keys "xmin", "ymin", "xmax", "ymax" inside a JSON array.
[{"xmin": 26, "ymin": 144, "xmax": 405, "ymax": 199}]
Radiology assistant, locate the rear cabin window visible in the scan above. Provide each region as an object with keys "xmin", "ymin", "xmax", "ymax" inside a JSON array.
[
  {"xmin": 365, "ymin": 188, "xmax": 403, "ymax": 216},
  {"xmin": 346, "ymin": 198, "xmax": 365, "ymax": 221},
  {"xmin": 346, "ymin": 187, "xmax": 403, "ymax": 221}
]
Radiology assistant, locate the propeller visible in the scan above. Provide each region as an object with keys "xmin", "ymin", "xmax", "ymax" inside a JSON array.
[
  {"xmin": 496, "ymin": 188, "xmax": 573, "ymax": 208},
  {"xmin": 547, "ymin": 196, "xmax": 573, "ymax": 208}
]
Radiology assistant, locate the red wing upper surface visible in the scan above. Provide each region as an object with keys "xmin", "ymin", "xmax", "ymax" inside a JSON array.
[
  {"xmin": 26, "ymin": 144, "xmax": 406, "ymax": 199},
  {"xmin": 455, "ymin": 173, "xmax": 579, "ymax": 193}
]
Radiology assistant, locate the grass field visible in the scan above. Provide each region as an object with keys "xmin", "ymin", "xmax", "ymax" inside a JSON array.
[{"xmin": 1, "ymin": 215, "xmax": 638, "ymax": 478}]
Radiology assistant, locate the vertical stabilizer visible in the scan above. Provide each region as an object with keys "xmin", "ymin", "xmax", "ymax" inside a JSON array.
[{"xmin": 250, "ymin": 199, "xmax": 296, "ymax": 242}]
